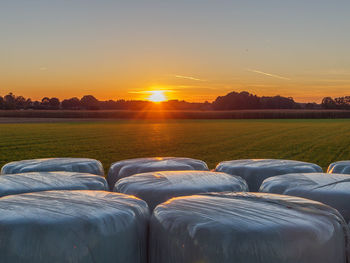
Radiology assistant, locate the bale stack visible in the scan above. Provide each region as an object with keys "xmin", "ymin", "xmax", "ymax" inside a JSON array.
[
  {"xmin": 0, "ymin": 191, "xmax": 149, "ymax": 263},
  {"xmin": 107, "ymin": 157, "xmax": 209, "ymax": 190},
  {"xmin": 1, "ymin": 156, "xmax": 350, "ymax": 262},
  {"xmin": 215, "ymin": 159, "xmax": 322, "ymax": 191},
  {"xmin": 328, "ymin": 161, "xmax": 350, "ymax": 174},
  {"xmin": 260, "ymin": 172, "xmax": 350, "ymax": 224},
  {"xmin": 0, "ymin": 171, "xmax": 108, "ymax": 197},
  {"xmin": 115, "ymin": 170, "xmax": 248, "ymax": 210},
  {"xmin": 150, "ymin": 192, "xmax": 349, "ymax": 263},
  {"xmin": 1, "ymin": 157, "xmax": 105, "ymax": 176}
]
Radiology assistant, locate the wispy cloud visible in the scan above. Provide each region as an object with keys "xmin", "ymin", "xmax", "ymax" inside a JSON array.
[
  {"xmin": 246, "ymin": 69, "xmax": 291, "ymax": 81},
  {"xmin": 128, "ymin": 90, "xmax": 174, "ymax": 94},
  {"xmin": 174, "ymin": 75, "xmax": 206, "ymax": 82}
]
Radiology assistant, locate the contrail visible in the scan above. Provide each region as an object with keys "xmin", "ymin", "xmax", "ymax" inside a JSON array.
[
  {"xmin": 174, "ymin": 75, "xmax": 206, "ymax": 82},
  {"xmin": 246, "ymin": 69, "xmax": 291, "ymax": 81}
]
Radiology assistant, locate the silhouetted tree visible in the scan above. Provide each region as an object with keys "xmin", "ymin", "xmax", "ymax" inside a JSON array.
[
  {"xmin": 321, "ymin": 97, "xmax": 337, "ymax": 109},
  {"xmin": 49, "ymin": 98, "xmax": 60, "ymax": 109},
  {"xmin": 0, "ymin": 96, "xmax": 4, "ymax": 109},
  {"xmin": 261, "ymin": 96, "xmax": 298, "ymax": 109},
  {"xmin": 41, "ymin": 97, "xmax": 50, "ymax": 107},
  {"xmin": 212, "ymin": 91, "xmax": 261, "ymax": 110},
  {"xmin": 80, "ymin": 95, "xmax": 99, "ymax": 110},
  {"xmin": 334, "ymin": 96, "xmax": 350, "ymax": 109},
  {"xmin": 4, "ymin": 93, "xmax": 16, "ymax": 109},
  {"xmin": 1, "ymin": 91, "xmax": 350, "ymax": 111},
  {"xmin": 61, "ymin": 97, "xmax": 80, "ymax": 110},
  {"xmin": 15, "ymin": 96, "xmax": 26, "ymax": 109},
  {"xmin": 32, "ymin": 101, "xmax": 41, "ymax": 109},
  {"xmin": 305, "ymin": 103, "xmax": 318, "ymax": 109}
]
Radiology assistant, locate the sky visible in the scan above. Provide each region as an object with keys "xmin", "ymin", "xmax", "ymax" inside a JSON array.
[{"xmin": 1, "ymin": 0, "xmax": 350, "ymax": 103}]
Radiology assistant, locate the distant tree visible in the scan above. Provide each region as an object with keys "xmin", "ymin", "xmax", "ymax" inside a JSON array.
[
  {"xmin": 32, "ymin": 101, "xmax": 41, "ymax": 109},
  {"xmin": 321, "ymin": 97, "xmax": 337, "ymax": 109},
  {"xmin": 261, "ymin": 96, "xmax": 297, "ymax": 109},
  {"xmin": 15, "ymin": 96, "xmax": 26, "ymax": 109},
  {"xmin": 305, "ymin": 103, "xmax": 318, "ymax": 109},
  {"xmin": 80, "ymin": 95, "xmax": 99, "ymax": 110},
  {"xmin": 4, "ymin": 93, "xmax": 16, "ymax": 109},
  {"xmin": 0, "ymin": 96, "xmax": 4, "ymax": 109},
  {"xmin": 41, "ymin": 97, "xmax": 50, "ymax": 106},
  {"xmin": 24, "ymin": 98, "xmax": 32, "ymax": 109},
  {"xmin": 212, "ymin": 91, "xmax": 261, "ymax": 110},
  {"xmin": 61, "ymin": 97, "xmax": 80, "ymax": 110},
  {"xmin": 334, "ymin": 96, "xmax": 350, "ymax": 109},
  {"xmin": 49, "ymin": 97, "xmax": 60, "ymax": 109}
]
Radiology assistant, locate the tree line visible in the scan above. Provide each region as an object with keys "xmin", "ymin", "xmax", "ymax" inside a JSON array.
[
  {"xmin": 321, "ymin": 96, "xmax": 350, "ymax": 110},
  {"xmin": 0, "ymin": 91, "xmax": 349, "ymax": 110}
]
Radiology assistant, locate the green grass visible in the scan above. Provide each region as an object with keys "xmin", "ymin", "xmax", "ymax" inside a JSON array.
[{"xmin": 1, "ymin": 119, "xmax": 350, "ymax": 174}]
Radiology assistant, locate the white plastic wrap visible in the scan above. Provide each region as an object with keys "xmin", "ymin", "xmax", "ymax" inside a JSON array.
[
  {"xmin": 328, "ymin": 161, "xmax": 350, "ymax": 174},
  {"xmin": 115, "ymin": 171, "xmax": 248, "ymax": 210},
  {"xmin": 0, "ymin": 190, "xmax": 149, "ymax": 263},
  {"xmin": 1, "ymin": 158, "xmax": 104, "ymax": 176},
  {"xmin": 150, "ymin": 192, "xmax": 349, "ymax": 263},
  {"xmin": 215, "ymin": 159, "xmax": 322, "ymax": 191},
  {"xmin": 107, "ymin": 157, "xmax": 208, "ymax": 190},
  {"xmin": 0, "ymin": 171, "xmax": 108, "ymax": 197},
  {"xmin": 260, "ymin": 172, "xmax": 350, "ymax": 224}
]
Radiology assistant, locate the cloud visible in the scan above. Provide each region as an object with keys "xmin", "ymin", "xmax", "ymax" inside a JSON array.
[
  {"xmin": 174, "ymin": 75, "xmax": 206, "ymax": 82},
  {"xmin": 246, "ymin": 69, "xmax": 291, "ymax": 81},
  {"xmin": 128, "ymin": 90, "xmax": 174, "ymax": 94}
]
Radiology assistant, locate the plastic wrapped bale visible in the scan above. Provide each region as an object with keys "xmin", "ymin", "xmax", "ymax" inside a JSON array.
[
  {"xmin": 328, "ymin": 161, "xmax": 350, "ymax": 174},
  {"xmin": 107, "ymin": 157, "xmax": 209, "ymax": 190},
  {"xmin": 215, "ymin": 159, "xmax": 322, "ymax": 192},
  {"xmin": 1, "ymin": 158, "xmax": 104, "ymax": 176},
  {"xmin": 150, "ymin": 192, "xmax": 349, "ymax": 263},
  {"xmin": 115, "ymin": 171, "xmax": 248, "ymax": 211},
  {"xmin": 260, "ymin": 172, "xmax": 350, "ymax": 224},
  {"xmin": 0, "ymin": 190, "xmax": 149, "ymax": 263},
  {"xmin": 0, "ymin": 171, "xmax": 108, "ymax": 197}
]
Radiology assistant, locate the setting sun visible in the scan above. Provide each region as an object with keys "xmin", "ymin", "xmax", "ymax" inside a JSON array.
[{"xmin": 148, "ymin": 90, "xmax": 167, "ymax": 102}]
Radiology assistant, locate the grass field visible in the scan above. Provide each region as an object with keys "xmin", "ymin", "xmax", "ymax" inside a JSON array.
[
  {"xmin": 2, "ymin": 109, "xmax": 350, "ymax": 119},
  {"xmin": 0, "ymin": 119, "xmax": 350, "ymax": 174}
]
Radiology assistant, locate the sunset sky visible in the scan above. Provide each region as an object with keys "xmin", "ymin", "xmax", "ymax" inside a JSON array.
[{"xmin": 1, "ymin": 1, "xmax": 350, "ymax": 102}]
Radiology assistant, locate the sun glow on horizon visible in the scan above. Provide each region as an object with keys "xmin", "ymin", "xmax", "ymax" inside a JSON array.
[{"xmin": 148, "ymin": 90, "xmax": 167, "ymax": 102}]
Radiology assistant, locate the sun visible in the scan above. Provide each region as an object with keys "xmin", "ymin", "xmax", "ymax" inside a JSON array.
[{"xmin": 148, "ymin": 90, "xmax": 166, "ymax": 102}]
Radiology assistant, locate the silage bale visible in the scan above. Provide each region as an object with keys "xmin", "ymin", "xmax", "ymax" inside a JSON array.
[
  {"xmin": 1, "ymin": 158, "xmax": 104, "ymax": 176},
  {"xmin": 328, "ymin": 161, "xmax": 350, "ymax": 174},
  {"xmin": 115, "ymin": 171, "xmax": 248, "ymax": 211},
  {"xmin": 0, "ymin": 190, "xmax": 149, "ymax": 263},
  {"xmin": 150, "ymin": 192, "xmax": 349, "ymax": 263},
  {"xmin": 107, "ymin": 157, "xmax": 208, "ymax": 190},
  {"xmin": 0, "ymin": 171, "xmax": 107, "ymax": 197},
  {"xmin": 215, "ymin": 159, "xmax": 322, "ymax": 192},
  {"xmin": 260, "ymin": 172, "xmax": 350, "ymax": 224}
]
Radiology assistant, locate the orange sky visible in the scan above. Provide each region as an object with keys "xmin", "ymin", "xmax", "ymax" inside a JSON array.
[{"xmin": 1, "ymin": 1, "xmax": 350, "ymax": 103}]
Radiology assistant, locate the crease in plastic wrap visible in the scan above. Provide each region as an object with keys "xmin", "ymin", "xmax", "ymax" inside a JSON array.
[
  {"xmin": 260, "ymin": 172, "xmax": 350, "ymax": 224},
  {"xmin": 1, "ymin": 158, "xmax": 104, "ymax": 176},
  {"xmin": 115, "ymin": 170, "xmax": 248, "ymax": 210},
  {"xmin": 107, "ymin": 157, "xmax": 209, "ymax": 190},
  {"xmin": 0, "ymin": 171, "xmax": 108, "ymax": 197},
  {"xmin": 150, "ymin": 192, "xmax": 349, "ymax": 263},
  {"xmin": 328, "ymin": 161, "xmax": 350, "ymax": 174},
  {"xmin": 215, "ymin": 159, "xmax": 322, "ymax": 192},
  {"xmin": 0, "ymin": 190, "xmax": 150, "ymax": 263}
]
